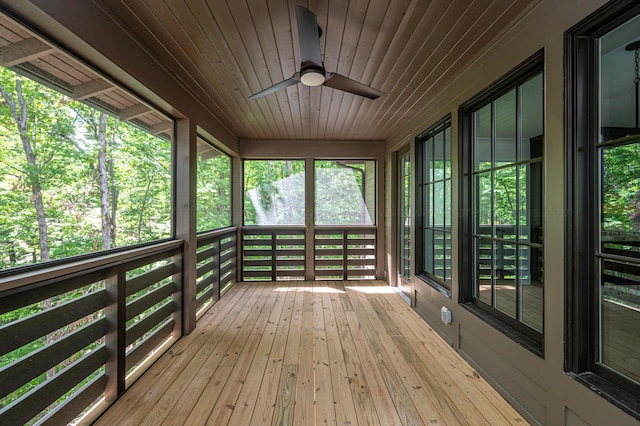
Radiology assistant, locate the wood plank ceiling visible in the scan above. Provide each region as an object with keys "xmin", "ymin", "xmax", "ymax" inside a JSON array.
[{"xmin": 7, "ymin": 0, "xmax": 540, "ymax": 143}]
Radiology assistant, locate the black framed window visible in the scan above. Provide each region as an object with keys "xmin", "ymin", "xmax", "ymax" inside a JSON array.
[
  {"xmin": 566, "ymin": 1, "xmax": 640, "ymax": 417},
  {"xmin": 416, "ymin": 116, "xmax": 452, "ymax": 293},
  {"xmin": 460, "ymin": 53, "xmax": 544, "ymax": 352}
]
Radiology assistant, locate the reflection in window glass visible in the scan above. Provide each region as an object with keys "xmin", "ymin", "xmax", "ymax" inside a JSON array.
[
  {"xmin": 243, "ymin": 160, "xmax": 305, "ymax": 225},
  {"xmin": 314, "ymin": 160, "xmax": 375, "ymax": 225},
  {"xmin": 599, "ymin": 16, "xmax": 640, "ymax": 382},
  {"xmin": 470, "ymin": 70, "xmax": 544, "ymax": 334},
  {"xmin": 0, "ymin": 66, "xmax": 172, "ymax": 271},
  {"xmin": 417, "ymin": 118, "xmax": 452, "ymax": 287},
  {"xmin": 196, "ymin": 139, "xmax": 231, "ymax": 232}
]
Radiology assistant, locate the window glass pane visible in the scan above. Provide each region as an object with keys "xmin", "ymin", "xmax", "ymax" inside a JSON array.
[
  {"xmin": 433, "ymin": 132, "xmax": 444, "ymax": 181},
  {"xmin": 475, "ymin": 237, "xmax": 493, "ymax": 305},
  {"xmin": 445, "ymin": 127, "xmax": 452, "ymax": 179},
  {"xmin": 600, "ymin": 13, "xmax": 640, "ymax": 143},
  {"xmin": 424, "ymin": 228, "xmax": 434, "ymax": 274},
  {"xmin": 495, "ymin": 242, "xmax": 517, "ymax": 319},
  {"xmin": 433, "ymin": 181, "xmax": 444, "ymax": 228},
  {"xmin": 0, "ymin": 67, "xmax": 172, "ymax": 270},
  {"xmin": 600, "ymin": 257, "xmax": 640, "ymax": 383},
  {"xmin": 520, "ymin": 245, "xmax": 543, "ymax": 333},
  {"xmin": 601, "ymin": 144, "xmax": 640, "ymax": 232},
  {"xmin": 520, "ymin": 73, "xmax": 544, "ymax": 161},
  {"xmin": 474, "ymin": 104, "xmax": 492, "ymax": 171},
  {"xmin": 425, "ymin": 137, "xmax": 434, "ymax": 183},
  {"xmin": 599, "ymin": 143, "xmax": 640, "ymax": 382},
  {"xmin": 417, "ymin": 118, "xmax": 451, "ymax": 286},
  {"xmin": 530, "ymin": 161, "xmax": 544, "ymax": 245},
  {"xmin": 467, "ymin": 64, "xmax": 543, "ymax": 340},
  {"xmin": 315, "ymin": 160, "xmax": 375, "ymax": 225},
  {"xmin": 196, "ymin": 139, "xmax": 231, "ymax": 232},
  {"xmin": 433, "ymin": 230, "xmax": 444, "ymax": 278},
  {"xmin": 598, "ymin": 16, "xmax": 640, "ymax": 385},
  {"xmin": 494, "ymin": 167, "xmax": 517, "ymax": 240},
  {"xmin": 519, "ymin": 164, "xmax": 530, "ymax": 242},
  {"xmin": 475, "ymin": 172, "xmax": 492, "ymax": 236},
  {"xmin": 243, "ymin": 160, "xmax": 305, "ymax": 225},
  {"xmin": 444, "ymin": 179, "xmax": 451, "ymax": 229},
  {"xmin": 494, "ymin": 89, "xmax": 517, "ymax": 166},
  {"xmin": 444, "ymin": 232, "xmax": 452, "ymax": 282}
]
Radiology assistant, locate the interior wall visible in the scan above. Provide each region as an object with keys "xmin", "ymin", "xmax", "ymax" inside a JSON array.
[{"xmin": 384, "ymin": 0, "xmax": 638, "ymax": 424}]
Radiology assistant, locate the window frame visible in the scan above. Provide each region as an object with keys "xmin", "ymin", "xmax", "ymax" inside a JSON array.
[
  {"xmin": 565, "ymin": 0, "xmax": 640, "ymax": 417},
  {"xmin": 415, "ymin": 115, "xmax": 453, "ymax": 295},
  {"xmin": 459, "ymin": 50, "xmax": 545, "ymax": 354}
]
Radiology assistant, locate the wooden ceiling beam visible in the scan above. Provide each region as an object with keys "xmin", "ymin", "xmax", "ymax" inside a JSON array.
[
  {"xmin": 150, "ymin": 121, "xmax": 172, "ymax": 135},
  {"xmin": 119, "ymin": 103, "xmax": 150, "ymax": 122},
  {"xmin": 0, "ymin": 38, "xmax": 54, "ymax": 67},
  {"xmin": 72, "ymin": 79, "xmax": 114, "ymax": 100}
]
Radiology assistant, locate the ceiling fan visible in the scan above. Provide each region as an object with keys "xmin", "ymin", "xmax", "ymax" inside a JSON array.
[{"xmin": 249, "ymin": 5, "xmax": 383, "ymax": 100}]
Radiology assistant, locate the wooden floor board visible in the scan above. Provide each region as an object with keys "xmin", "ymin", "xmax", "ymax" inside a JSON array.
[
  {"xmin": 98, "ymin": 283, "xmax": 261, "ymax": 426},
  {"xmin": 94, "ymin": 280, "xmax": 529, "ymax": 426},
  {"xmin": 249, "ymin": 285, "xmax": 297, "ymax": 425}
]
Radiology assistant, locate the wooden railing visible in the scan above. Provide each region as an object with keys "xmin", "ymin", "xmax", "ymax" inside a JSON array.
[
  {"xmin": 475, "ymin": 225, "xmax": 542, "ymax": 282},
  {"xmin": 195, "ymin": 228, "xmax": 238, "ymax": 316},
  {"xmin": 242, "ymin": 227, "xmax": 306, "ymax": 281},
  {"xmin": 0, "ymin": 240, "xmax": 183, "ymax": 425},
  {"xmin": 314, "ymin": 227, "xmax": 377, "ymax": 280},
  {"xmin": 601, "ymin": 231, "xmax": 640, "ymax": 307},
  {"xmin": 241, "ymin": 226, "xmax": 377, "ymax": 281}
]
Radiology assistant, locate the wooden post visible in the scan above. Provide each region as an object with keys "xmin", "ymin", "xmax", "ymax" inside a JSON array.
[
  {"xmin": 232, "ymin": 156, "xmax": 243, "ymax": 282},
  {"xmin": 175, "ymin": 119, "xmax": 197, "ymax": 334},
  {"xmin": 305, "ymin": 158, "xmax": 315, "ymax": 280},
  {"xmin": 104, "ymin": 269, "xmax": 126, "ymax": 401},
  {"xmin": 376, "ymin": 158, "xmax": 385, "ymax": 280}
]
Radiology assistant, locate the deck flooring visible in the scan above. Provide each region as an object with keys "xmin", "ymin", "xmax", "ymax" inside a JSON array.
[{"xmin": 94, "ymin": 281, "xmax": 528, "ymax": 425}]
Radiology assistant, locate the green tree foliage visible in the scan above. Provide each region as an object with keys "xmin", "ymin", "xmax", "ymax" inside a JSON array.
[
  {"xmin": 0, "ymin": 68, "xmax": 171, "ymax": 270},
  {"xmin": 602, "ymin": 143, "xmax": 640, "ymax": 231},
  {"xmin": 0, "ymin": 65, "xmax": 173, "ymax": 418},
  {"xmin": 315, "ymin": 160, "xmax": 374, "ymax": 225},
  {"xmin": 197, "ymin": 143, "xmax": 231, "ymax": 232},
  {"xmin": 243, "ymin": 160, "xmax": 305, "ymax": 225}
]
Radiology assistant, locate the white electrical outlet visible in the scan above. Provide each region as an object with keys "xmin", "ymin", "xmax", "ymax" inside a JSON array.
[{"xmin": 440, "ymin": 306, "xmax": 452, "ymax": 324}]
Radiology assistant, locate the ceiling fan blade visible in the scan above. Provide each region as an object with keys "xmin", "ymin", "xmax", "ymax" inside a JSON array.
[
  {"xmin": 249, "ymin": 74, "xmax": 300, "ymax": 100},
  {"xmin": 295, "ymin": 5, "xmax": 323, "ymax": 68},
  {"xmin": 323, "ymin": 73, "xmax": 383, "ymax": 99}
]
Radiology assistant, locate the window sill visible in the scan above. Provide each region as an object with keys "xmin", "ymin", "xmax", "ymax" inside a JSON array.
[
  {"xmin": 461, "ymin": 302, "xmax": 544, "ymax": 357},
  {"xmin": 416, "ymin": 274, "xmax": 451, "ymax": 298},
  {"xmin": 569, "ymin": 372, "xmax": 640, "ymax": 421}
]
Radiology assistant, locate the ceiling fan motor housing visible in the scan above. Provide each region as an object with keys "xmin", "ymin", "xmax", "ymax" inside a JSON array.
[{"xmin": 300, "ymin": 66, "xmax": 325, "ymax": 86}]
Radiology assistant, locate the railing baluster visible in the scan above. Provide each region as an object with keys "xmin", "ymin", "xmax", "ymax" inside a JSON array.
[{"xmin": 105, "ymin": 269, "xmax": 126, "ymax": 401}]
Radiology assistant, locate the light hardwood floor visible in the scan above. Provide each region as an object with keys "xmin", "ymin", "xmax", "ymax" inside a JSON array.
[{"xmin": 94, "ymin": 281, "xmax": 528, "ymax": 425}]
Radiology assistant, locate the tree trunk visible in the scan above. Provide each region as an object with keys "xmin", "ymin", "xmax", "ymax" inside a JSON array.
[
  {"xmin": 0, "ymin": 76, "xmax": 55, "ymax": 378},
  {"xmin": 97, "ymin": 112, "xmax": 111, "ymax": 250},
  {"xmin": 0, "ymin": 78, "xmax": 50, "ymax": 262},
  {"xmin": 109, "ymin": 158, "xmax": 118, "ymax": 246}
]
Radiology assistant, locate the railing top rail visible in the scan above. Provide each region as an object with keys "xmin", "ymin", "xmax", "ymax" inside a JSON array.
[
  {"xmin": 314, "ymin": 226, "xmax": 378, "ymax": 233},
  {"xmin": 197, "ymin": 226, "xmax": 238, "ymax": 239},
  {"xmin": 0, "ymin": 239, "xmax": 184, "ymax": 295},
  {"xmin": 241, "ymin": 225, "xmax": 307, "ymax": 231}
]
